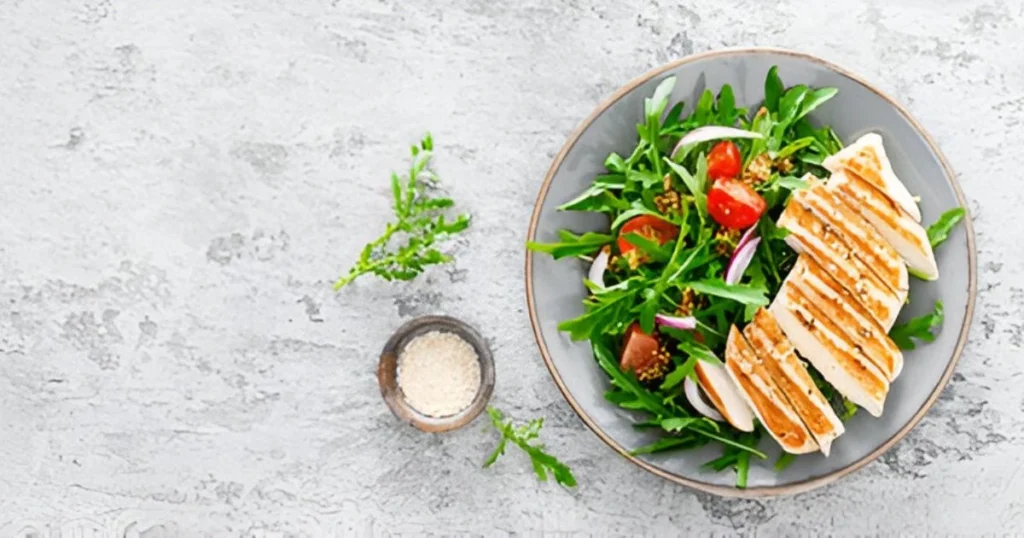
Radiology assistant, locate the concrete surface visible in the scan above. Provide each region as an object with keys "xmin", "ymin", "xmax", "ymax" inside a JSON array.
[{"xmin": 1, "ymin": 0, "xmax": 1022, "ymax": 535}]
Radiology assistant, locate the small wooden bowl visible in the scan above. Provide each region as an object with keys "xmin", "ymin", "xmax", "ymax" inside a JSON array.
[{"xmin": 378, "ymin": 315, "xmax": 495, "ymax": 433}]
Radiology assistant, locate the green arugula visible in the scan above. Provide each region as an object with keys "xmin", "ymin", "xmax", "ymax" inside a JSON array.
[
  {"xmin": 685, "ymin": 280, "xmax": 770, "ymax": 306},
  {"xmin": 527, "ymin": 231, "xmax": 614, "ymax": 260},
  {"xmin": 483, "ymin": 407, "xmax": 577, "ymax": 487},
  {"xmin": 334, "ymin": 134, "xmax": 470, "ymax": 290},
  {"xmin": 528, "ymin": 66, "xmax": 872, "ymax": 484},
  {"xmin": 889, "ymin": 301, "xmax": 944, "ymax": 350},
  {"xmin": 774, "ymin": 452, "xmax": 796, "ymax": 471},
  {"xmin": 631, "ymin": 436, "xmax": 702, "ymax": 455},
  {"xmin": 927, "ymin": 207, "xmax": 966, "ymax": 248}
]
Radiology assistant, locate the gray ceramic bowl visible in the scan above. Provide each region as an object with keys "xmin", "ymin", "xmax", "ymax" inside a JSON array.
[{"xmin": 525, "ymin": 48, "xmax": 976, "ymax": 497}]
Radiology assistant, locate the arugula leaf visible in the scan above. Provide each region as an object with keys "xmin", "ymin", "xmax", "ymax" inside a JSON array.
[
  {"xmin": 527, "ymin": 231, "xmax": 614, "ymax": 260},
  {"xmin": 776, "ymin": 137, "xmax": 816, "ymax": 160},
  {"xmin": 764, "ymin": 66, "xmax": 784, "ymax": 112},
  {"xmin": 685, "ymin": 280, "xmax": 770, "ymax": 306},
  {"xmin": 661, "ymin": 101, "xmax": 687, "ymax": 133},
  {"xmin": 774, "ymin": 452, "xmax": 796, "ymax": 471},
  {"xmin": 559, "ymin": 189, "xmax": 629, "ymax": 213},
  {"xmin": 630, "ymin": 436, "xmax": 701, "ymax": 455},
  {"xmin": 336, "ymin": 133, "xmax": 471, "ymax": 290},
  {"xmin": 483, "ymin": 407, "xmax": 576, "ymax": 487},
  {"xmin": 593, "ymin": 340, "xmax": 671, "ymax": 417},
  {"xmin": 794, "ymin": 87, "xmax": 838, "ymax": 122},
  {"xmin": 736, "ymin": 451, "xmax": 751, "ymax": 488},
  {"xmin": 694, "ymin": 89, "xmax": 715, "ymax": 124},
  {"xmin": 626, "ymin": 168, "xmax": 664, "ymax": 190},
  {"xmin": 703, "ymin": 453, "xmax": 739, "ymax": 472},
  {"xmin": 661, "ymin": 417, "xmax": 703, "ymax": 432},
  {"xmin": 659, "ymin": 363, "xmax": 689, "ymax": 390},
  {"xmin": 927, "ymin": 207, "xmax": 966, "ymax": 248},
  {"xmin": 679, "ymin": 339, "xmax": 723, "ymax": 366},
  {"xmin": 664, "ymin": 158, "xmax": 707, "ymax": 221},
  {"xmin": 621, "ymin": 233, "xmax": 672, "ymax": 263},
  {"xmin": 644, "ymin": 77, "xmax": 677, "ymax": 144},
  {"xmin": 695, "ymin": 429, "xmax": 767, "ymax": 459},
  {"xmin": 611, "ymin": 205, "xmax": 663, "ymax": 230},
  {"xmin": 889, "ymin": 301, "xmax": 944, "ymax": 350},
  {"xmin": 646, "ymin": 77, "xmax": 677, "ymax": 122},
  {"xmin": 558, "ymin": 279, "xmax": 642, "ymax": 341},
  {"xmin": 775, "ymin": 175, "xmax": 809, "ymax": 190},
  {"xmin": 841, "ymin": 398, "xmax": 858, "ymax": 421},
  {"xmin": 717, "ymin": 84, "xmax": 737, "ymax": 126},
  {"xmin": 778, "ymin": 84, "xmax": 809, "ymax": 126},
  {"xmin": 559, "ymin": 176, "xmax": 628, "ymax": 212},
  {"xmin": 605, "ymin": 153, "xmax": 627, "ymax": 173}
]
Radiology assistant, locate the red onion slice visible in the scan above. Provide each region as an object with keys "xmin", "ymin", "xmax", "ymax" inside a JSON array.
[
  {"xmin": 654, "ymin": 313, "xmax": 697, "ymax": 330},
  {"xmin": 684, "ymin": 377, "xmax": 724, "ymax": 422},
  {"xmin": 587, "ymin": 248, "xmax": 609, "ymax": 289},
  {"xmin": 735, "ymin": 225, "xmax": 758, "ymax": 253},
  {"xmin": 670, "ymin": 126, "xmax": 764, "ymax": 159},
  {"xmin": 724, "ymin": 236, "xmax": 761, "ymax": 285}
]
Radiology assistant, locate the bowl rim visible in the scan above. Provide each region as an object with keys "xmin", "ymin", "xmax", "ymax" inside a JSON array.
[{"xmin": 523, "ymin": 46, "xmax": 977, "ymax": 498}]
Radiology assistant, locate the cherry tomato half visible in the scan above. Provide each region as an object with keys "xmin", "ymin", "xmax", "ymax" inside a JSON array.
[
  {"xmin": 707, "ymin": 179, "xmax": 767, "ymax": 229},
  {"xmin": 616, "ymin": 215, "xmax": 679, "ymax": 255},
  {"xmin": 706, "ymin": 141, "xmax": 742, "ymax": 181},
  {"xmin": 620, "ymin": 323, "xmax": 661, "ymax": 377}
]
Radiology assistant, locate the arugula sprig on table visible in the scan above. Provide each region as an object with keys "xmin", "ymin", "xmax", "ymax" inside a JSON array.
[
  {"xmin": 334, "ymin": 133, "xmax": 470, "ymax": 290},
  {"xmin": 483, "ymin": 407, "xmax": 577, "ymax": 488}
]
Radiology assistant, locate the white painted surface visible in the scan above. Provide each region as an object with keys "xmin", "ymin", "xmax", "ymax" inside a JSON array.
[{"xmin": 1, "ymin": 0, "xmax": 1021, "ymax": 534}]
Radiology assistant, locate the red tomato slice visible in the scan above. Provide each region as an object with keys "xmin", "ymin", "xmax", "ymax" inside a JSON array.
[
  {"xmin": 616, "ymin": 215, "xmax": 679, "ymax": 255},
  {"xmin": 707, "ymin": 141, "xmax": 742, "ymax": 181},
  {"xmin": 620, "ymin": 323, "xmax": 661, "ymax": 377},
  {"xmin": 707, "ymin": 179, "xmax": 767, "ymax": 229}
]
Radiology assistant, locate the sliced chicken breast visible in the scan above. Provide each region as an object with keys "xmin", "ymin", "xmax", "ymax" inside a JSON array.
[
  {"xmin": 822, "ymin": 132, "xmax": 922, "ymax": 222},
  {"xmin": 793, "ymin": 176, "xmax": 908, "ymax": 297},
  {"xmin": 777, "ymin": 197, "xmax": 903, "ymax": 329},
  {"xmin": 744, "ymin": 308, "xmax": 845, "ymax": 456},
  {"xmin": 724, "ymin": 326, "xmax": 818, "ymax": 454},
  {"xmin": 790, "ymin": 257, "xmax": 904, "ymax": 379},
  {"xmin": 694, "ymin": 360, "xmax": 756, "ymax": 433},
  {"xmin": 829, "ymin": 170, "xmax": 939, "ymax": 281},
  {"xmin": 770, "ymin": 281, "xmax": 889, "ymax": 417}
]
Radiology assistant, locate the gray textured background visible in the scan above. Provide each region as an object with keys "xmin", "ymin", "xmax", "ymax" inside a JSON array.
[{"xmin": 1, "ymin": 0, "xmax": 1021, "ymax": 536}]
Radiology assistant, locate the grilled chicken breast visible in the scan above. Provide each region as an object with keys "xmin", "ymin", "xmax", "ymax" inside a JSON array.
[
  {"xmin": 789, "ymin": 257, "xmax": 904, "ymax": 380},
  {"xmin": 829, "ymin": 170, "xmax": 939, "ymax": 281},
  {"xmin": 770, "ymin": 280, "xmax": 889, "ymax": 417},
  {"xmin": 822, "ymin": 132, "xmax": 922, "ymax": 222},
  {"xmin": 694, "ymin": 360, "xmax": 756, "ymax": 433},
  {"xmin": 724, "ymin": 326, "xmax": 818, "ymax": 454},
  {"xmin": 777, "ymin": 196, "xmax": 904, "ymax": 329},
  {"xmin": 744, "ymin": 308, "xmax": 845, "ymax": 456},
  {"xmin": 793, "ymin": 176, "xmax": 908, "ymax": 297}
]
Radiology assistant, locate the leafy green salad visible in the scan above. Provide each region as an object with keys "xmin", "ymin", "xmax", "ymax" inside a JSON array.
[{"xmin": 527, "ymin": 67, "xmax": 965, "ymax": 487}]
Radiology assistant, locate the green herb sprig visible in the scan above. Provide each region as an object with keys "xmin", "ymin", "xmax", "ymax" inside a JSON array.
[
  {"xmin": 889, "ymin": 300, "xmax": 944, "ymax": 350},
  {"xmin": 927, "ymin": 207, "xmax": 966, "ymax": 248},
  {"xmin": 334, "ymin": 133, "xmax": 470, "ymax": 290},
  {"xmin": 483, "ymin": 407, "xmax": 577, "ymax": 488}
]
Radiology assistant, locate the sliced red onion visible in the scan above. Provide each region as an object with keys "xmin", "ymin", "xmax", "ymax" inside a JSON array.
[
  {"xmin": 670, "ymin": 126, "xmax": 764, "ymax": 158},
  {"xmin": 735, "ymin": 225, "xmax": 758, "ymax": 253},
  {"xmin": 587, "ymin": 248, "xmax": 609, "ymax": 289},
  {"xmin": 684, "ymin": 377, "xmax": 724, "ymax": 422},
  {"xmin": 654, "ymin": 313, "xmax": 697, "ymax": 330},
  {"xmin": 724, "ymin": 237, "xmax": 761, "ymax": 285}
]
